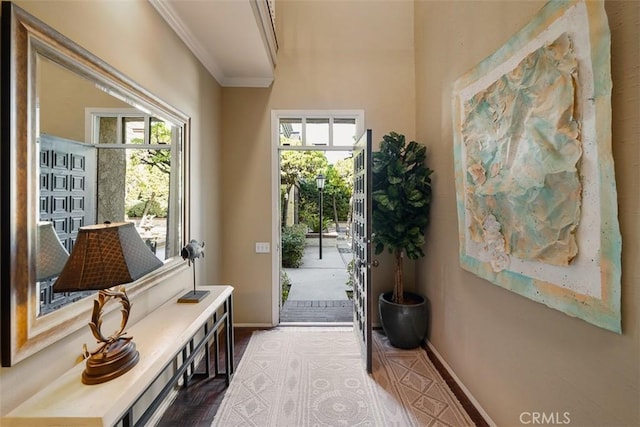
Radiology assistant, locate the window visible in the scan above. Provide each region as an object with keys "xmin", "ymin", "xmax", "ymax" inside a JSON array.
[
  {"xmin": 277, "ymin": 112, "xmax": 363, "ymax": 149},
  {"xmin": 87, "ymin": 109, "xmax": 180, "ymax": 260}
]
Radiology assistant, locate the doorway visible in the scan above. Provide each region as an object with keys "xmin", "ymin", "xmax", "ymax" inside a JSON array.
[
  {"xmin": 279, "ymin": 149, "xmax": 354, "ymax": 323},
  {"xmin": 271, "ymin": 110, "xmax": 364, "ymax": 325}
]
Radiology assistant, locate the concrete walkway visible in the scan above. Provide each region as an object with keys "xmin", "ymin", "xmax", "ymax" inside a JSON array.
[
  {"xmin": 285, "ymin": 238, "xmax": 350, "ymax": 300},
  {"xmin": 281, "ymin": 236, "xmax": 353, "ymax": 322}
]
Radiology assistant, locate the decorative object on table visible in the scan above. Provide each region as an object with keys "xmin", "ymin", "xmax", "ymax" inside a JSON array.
[
  {"xmin": 36, "ymin": 222, "xmax": 69, "ymax": 282},
  {"xmin": 451, "ymin": 0, "xmax": 620, "ymax": 332},
  {"xmin": 372, "ymin": 132, "xmax": 433, "ymax": 349},
  {"xmin": 177, "ymin": 239, "xmax": 209, "ymax": 303},
  {"xmin": 54, "ymin": 222, "xmax": 163, "ymax": 385}
]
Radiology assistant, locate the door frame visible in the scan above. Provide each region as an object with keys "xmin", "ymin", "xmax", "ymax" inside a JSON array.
[{"xmin": 270, "ymin": 110, "xmax": 365, "ymax": 325}]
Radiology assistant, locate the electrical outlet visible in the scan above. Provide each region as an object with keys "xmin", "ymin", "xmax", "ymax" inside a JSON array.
[{"xmin": 255, "ymin": 242, "xmax": 270, "ymax": 253}]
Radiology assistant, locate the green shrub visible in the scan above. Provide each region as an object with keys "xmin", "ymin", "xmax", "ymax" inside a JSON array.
[
  {"xmin": 282, "ymin": 224, "xmax": 307, "ymax": 268},
  {"xmin": 346, "ymin": 258, "xmax": 354, "ymax": 289},
  {"xmin": 299, "ymin": 211, "xmax": 331, "ymax": 233},
  {"xmin": 127, "ymin": 199, "xmax": 167, "ymax": 218},
  {"xmin": 281, "ymin": 270, "xmax": 291, "ymax": 304},
  {"xmin": 345, "ymin": 258, "xmax": 354, "ymax": 300}
]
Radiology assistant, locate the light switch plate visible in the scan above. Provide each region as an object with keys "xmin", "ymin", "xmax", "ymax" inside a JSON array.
[{"xmin": 255, "ymin": 242, "xmax": 270, "ymax": 253}]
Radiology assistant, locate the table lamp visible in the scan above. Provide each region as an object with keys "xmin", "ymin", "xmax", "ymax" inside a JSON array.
[
  {"xmin": 54, "ymin": 222, "xmax": 163, "ymax": 385},
  {"xmin": 36, "ymin": 222, "xmax": 69, "ymax": 281}
]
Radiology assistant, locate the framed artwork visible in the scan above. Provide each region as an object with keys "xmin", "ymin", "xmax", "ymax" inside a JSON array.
[{"xmin": 452, "ymin": 0, "xmax": 621, "ymax": 332}]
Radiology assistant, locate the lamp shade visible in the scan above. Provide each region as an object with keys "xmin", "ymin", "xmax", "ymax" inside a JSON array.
[
  {"xmin": 316, "ymin": 173, "xmax": 326, "ymax": 190},
  {"xmin": 54, "ymin": 222, "xmax": 163, "ymax": 292},
  {"xmin": 37, "ymin": 222, "xmax": 70, "ymax": 281}
]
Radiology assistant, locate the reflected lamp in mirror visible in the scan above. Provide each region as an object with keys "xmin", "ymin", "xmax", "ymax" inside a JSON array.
[
  {"xmin": 36, "ymin": 222, "xmax": 69, "ymax": 282},
  {"xmin": 177, "ymin": 239, "xmax": 208, "ymax": 303},
  {"xmin": 53, "ymin": 222, "xmax": 163, "ymax": 385}
]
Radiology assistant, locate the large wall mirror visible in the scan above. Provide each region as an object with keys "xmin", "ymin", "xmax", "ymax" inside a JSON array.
[{"xmin": 1, "ymin": 2, "xmax": 190, "ymax": 366}]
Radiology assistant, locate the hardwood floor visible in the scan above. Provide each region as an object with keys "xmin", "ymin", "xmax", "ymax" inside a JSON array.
[
  {"xmin": 157, "ymin": 327, "xmax": 488, "ymax": 426},
  {"xmin": 156, "ymin": 327, "xmax": 260, "ymax": 427}
]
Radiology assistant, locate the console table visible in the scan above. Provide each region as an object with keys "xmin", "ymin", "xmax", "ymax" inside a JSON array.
[{"xmin": 2, "ymin": 285, "xmax": 234, "ymax": 427}]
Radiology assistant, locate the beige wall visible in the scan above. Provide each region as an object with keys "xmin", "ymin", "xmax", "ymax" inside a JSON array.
[
  {"xmin": 415, "ymin": 1, "xmax": 639, "ymax": 426},
  {"xmin": 221, "ymin": 0, "xmax": 416, "ymax": 324},
  {"xmin": 3, "ymin": 0, "xmax": 637, "ymax": 424},
  {"xmin": 38, "ymin": 59, "xmax": 130, "ymax": 142},
  {"xmin": 1, "ymin": 0, "xmax": 222, "ymax": 414}
]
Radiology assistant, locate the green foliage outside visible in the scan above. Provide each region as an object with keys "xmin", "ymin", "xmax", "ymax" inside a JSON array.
[
  {"xmin": 281, "ymin": 224, "xmax": 307, "ymax": 268},
  {"xmin": 125, "ymin": 121, "xmax": 172, "ymax": 219},
  {"xmin": 281, "ymin": 270, "xmax": 291, "ymax": 305},
  {"xmin": 127, "ymin": 199, "xmax": 166, "ymax": 218},
  {"xmin": 280, "ymin": 150, "xmax": 353, "ymax": 231},
  {"xmin": 298, "ymin": 180, "xmax": 332, "ymax": 233},
  {"xmin": 280, "ymin": 151, "xmax": 328, "ymax": 227},
  {"xmin": 281, "ymin": 150, "xmax": 328, "ymax": 187},
  {"xmin": 323, "ymin": 164, "xmax": 352, "ymax": 224},
  {"xmin": 345, "ymin": 259, "xmax": 354, "ymax": 300},
  {"xmin": 125, "ymin": 154, "xmax": 170, "ymax": 219}
]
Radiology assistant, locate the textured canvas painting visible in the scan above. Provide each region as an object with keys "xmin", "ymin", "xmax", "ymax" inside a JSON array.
[{"xmin": 452, "ymin": 0, "xmax": 621, "ymax": 332}]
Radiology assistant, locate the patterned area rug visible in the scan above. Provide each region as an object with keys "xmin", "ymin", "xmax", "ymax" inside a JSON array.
[{"xmin": 212, "ymin": 327, "xmax": 474, "ymax": 426}]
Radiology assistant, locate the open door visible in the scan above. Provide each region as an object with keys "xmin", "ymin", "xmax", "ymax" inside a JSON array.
[{"xmin": 352, "ymin": 129, "xmax": 373, "ymax": 373}]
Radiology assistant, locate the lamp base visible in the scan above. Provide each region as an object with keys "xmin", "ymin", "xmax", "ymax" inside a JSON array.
[
  {"xmin": 178, "ymin": 290, "xmax": 210, "ymax": 303},
  {"xmin": 82, "ymin": 338, "xmax": 139, "ymax": 385}
]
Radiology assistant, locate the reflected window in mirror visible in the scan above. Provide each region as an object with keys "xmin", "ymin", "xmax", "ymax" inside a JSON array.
[
  {"xmin": 35, "ymin": 58, "xmax": 183, "ymax": 316},
  {"xmin": 87, "ymin": 109, "xmax": 180, "ymax": 261}
]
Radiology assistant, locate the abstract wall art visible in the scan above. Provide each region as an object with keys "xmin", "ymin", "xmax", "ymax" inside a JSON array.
[{"xmin": 452, "ymin": 0, "xmax": 621, "ymax": 332}]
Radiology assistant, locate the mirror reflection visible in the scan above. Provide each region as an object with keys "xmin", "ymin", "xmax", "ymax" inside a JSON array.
[{"xmin": 36, "ymin": 55, "xmax": 182, "ymax": 316}]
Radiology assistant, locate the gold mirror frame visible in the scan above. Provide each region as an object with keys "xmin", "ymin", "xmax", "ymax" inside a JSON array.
[{"xmin": 1, "ymin": 2, "xmax": 190, "ymax": 366}]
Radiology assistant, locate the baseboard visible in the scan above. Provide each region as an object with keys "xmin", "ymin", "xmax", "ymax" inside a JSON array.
[
  {"xmin": 235, "ymin": 322, "xmax": 276, "ymax": 327},
  {"xmin": 237, "ymin": 322, "xmax": 382, "ymax": 328},
  {"xmin": 236, "ymin": 322, "xmax": 383, "ymax": 328},
  {"xmin": 280, "ymin": 321, "xmax": 353, "ymax": 327},
  {"xmin": 427, "ymin": 341, "xmax": 496, "ymax": 427}
]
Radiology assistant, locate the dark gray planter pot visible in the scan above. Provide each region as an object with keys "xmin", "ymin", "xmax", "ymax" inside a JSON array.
[{"xmin": 378, "ymin": 291, "xmax": 429, "ymax": 349}]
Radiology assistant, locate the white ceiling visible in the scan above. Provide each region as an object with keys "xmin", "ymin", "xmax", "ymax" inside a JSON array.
[{"xmin": 149, "ymin": 0, "xmax": 277, "ymax": 88}]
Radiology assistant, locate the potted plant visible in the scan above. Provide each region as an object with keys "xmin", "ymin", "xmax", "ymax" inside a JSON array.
[{"xmin": 372, "ymin": 131, "xmax": 433, "ymax": 349}]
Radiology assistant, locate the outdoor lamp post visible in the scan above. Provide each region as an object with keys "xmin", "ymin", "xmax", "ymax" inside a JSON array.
[{"xmin": 316, "ymin": 173, "xmax": 326, "ymax": 259}]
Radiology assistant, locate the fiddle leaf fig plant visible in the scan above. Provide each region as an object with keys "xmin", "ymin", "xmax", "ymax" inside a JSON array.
[{"xmin": 372, "ymin": 132, "xmax": 433, "ymax": 304}]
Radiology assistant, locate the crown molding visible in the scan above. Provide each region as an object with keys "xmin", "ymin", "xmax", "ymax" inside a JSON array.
[
  {"xmin": 149, "ymin": 0, "xmax": 226, "ymax": 85},
  {"xmin": 149, "ymin": 0, "xmax": 275, "ymax": 88}
]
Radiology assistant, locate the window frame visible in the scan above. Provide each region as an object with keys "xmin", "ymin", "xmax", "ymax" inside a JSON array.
[
  {"xmin": 276, "ymin": 110, "xmax": 365, "ymax": 151},
  {"xmin": 85, "ymin": 107, "xmax": 181, "ymax": 261}
]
